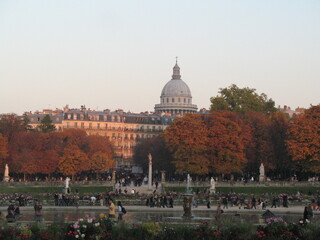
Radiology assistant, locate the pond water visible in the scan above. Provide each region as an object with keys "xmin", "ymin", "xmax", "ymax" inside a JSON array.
[{"xmin": 3, "ymin": 208, "xmax": 319, "ymax": 225}]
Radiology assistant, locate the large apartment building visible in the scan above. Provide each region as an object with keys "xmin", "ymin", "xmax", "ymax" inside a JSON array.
[
  {"xmin": 25, "ymin": 107, "xmax": 176, "ymax": 166},
  {"xmin": 24, "ymin": 61, "xmax": 196, "ymax": 166}
]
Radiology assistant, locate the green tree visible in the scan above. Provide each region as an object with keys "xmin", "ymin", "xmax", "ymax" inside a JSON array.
[
  {"xmin": 210, "ymin": 84, "xmax": 276, "ymax": 114},
  {"xmin": 133, "ymin": 135, "xmax": 175, "ymax": 175},
  {"xmin": 38, "ymin": 115, "xmax": 56, "ymax": 133},
  {"xmin": 22, "ymin": 114, "xmax": 33, "ymax": 132}
]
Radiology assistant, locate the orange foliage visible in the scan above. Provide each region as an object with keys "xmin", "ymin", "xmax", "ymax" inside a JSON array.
[
  {"xmin": 0, "ymin": 133, "xmax": 8, "ymax": 166},
  {"xmin": 58, "ymin": 145, "xmax": 89, "ymax": 178},
  {"xmin": 7, "ymin": 129, "xmax": 114, "ymax": 176},
  {"xmin": 164, "ymin": 114, "xmax": 210, "ymax": 174},
  {"xmin": 286, "ymin": 105, "xmax": 320, "ymax": 172},
  {"xmin": 90, "ymin": 151, "xmax": 115, "ymax": 172},
  {"xmin": 205, "ymin": 111, "xmax": 247, "ymax": 174}
]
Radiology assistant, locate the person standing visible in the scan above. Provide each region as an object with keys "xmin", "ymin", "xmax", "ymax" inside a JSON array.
[
  {"xmin": 271, "ymin": 196, "xmax": 277, "ymax": 208},
  {"xmin": 251, "ymin": 196, "xmax": 257, "ymax": 209},
  {"xmin": 34, "ymin": 201, "xmax": 42, "ymax": 222},
  {"xmin": 215, "ymin": 203, "xmax": 222, "ymax": 222},
  {"xmin": 108, "ymin": 199, "xmax": 116, "ymax": 219},
  {"xmin": 222, "ymin": 197, "xmax": 228, "ymax": 209},
  {"xmin": 117, "ymin": 201, "xmax": 124, "ymax": 221}
]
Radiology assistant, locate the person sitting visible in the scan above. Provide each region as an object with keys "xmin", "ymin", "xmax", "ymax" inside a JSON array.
[
  {"xmin": 14, "ymin": 204, "xmax": 20, "ymax": 215},
  {"xmin": 6, "ymin": 204, "xmax": 16, "ymax": 222}
]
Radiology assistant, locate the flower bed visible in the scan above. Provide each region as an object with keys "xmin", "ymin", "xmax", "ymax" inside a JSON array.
[{"xmin": 1, "ymin": 216, "xmax": 320, "ymax": 240}]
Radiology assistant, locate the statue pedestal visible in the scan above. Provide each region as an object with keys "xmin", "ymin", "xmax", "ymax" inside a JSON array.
[
  {"xmin": 182, "ymin": 193, "xmax": 193, "ymax": 218},
  {"xmin": 3, "ymin": 176, "xmax": 9, "ymax": 182},
  {"xmin": 210, "ymin": 187, "xmax": 216, "ymax": 194},
  {"xmin": 259, "ymin": 175, "xmax": 265, "ymax": 183}
]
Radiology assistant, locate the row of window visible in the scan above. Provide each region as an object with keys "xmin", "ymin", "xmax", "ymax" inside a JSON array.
[
  {"xmin": 65, "ymin": 122, "xmax": 163, "ymax": 131},
  {"xmin": 162, "ymin": 97, "xmax": 191, "ymax": 104},
  {"xmin": 87, "ymin": 131, "xmax": 156, "ymax": 140}
]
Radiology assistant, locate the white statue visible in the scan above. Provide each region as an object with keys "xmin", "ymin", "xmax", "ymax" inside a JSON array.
[
  {"xmin": 259, "ymin": 163, "xmax": 265, "ymax": 176},
  {"xmin": 65, "ymin": 177, "xmax": 70, "ymax": 189},
  {"xmin": 148, "ymin": 153, "xmax": 153, "ymax": 189},
  {"xmin": 210, "ymin": 177, "xmax": 216, "ymax": 193},
  {"xmin": 259, "ymin": 163, "xmax": 265, "ymax": 182},
  {"xmin": 3, "ymin": 164, "xmax": 9, "ymax": 182}
]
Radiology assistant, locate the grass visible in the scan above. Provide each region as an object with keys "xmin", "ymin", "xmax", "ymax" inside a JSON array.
[
  {"xmin": 0, "ymin": 186, "xmax": 113, "ymax": 194},
  {"xmin": 1, "ymin": 185, "xmax": 319, "ymax": 196},
  {"xmin": 165, "ymin": 186, "xmax": 320, "ymax": 195}
]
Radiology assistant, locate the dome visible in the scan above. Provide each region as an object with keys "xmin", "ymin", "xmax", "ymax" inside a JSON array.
[
  {"xmin": 161, "ymin": 79, "xmax": 192, "ymax": 97},
  {"xmin": 154, "ymin": 60, "xmax": 197, "ymax": 115}
]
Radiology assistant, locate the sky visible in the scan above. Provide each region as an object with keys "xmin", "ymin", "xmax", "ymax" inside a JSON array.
[{"xmin": 0, "ymin": 0, "xmax": 319, "ymax": 115}]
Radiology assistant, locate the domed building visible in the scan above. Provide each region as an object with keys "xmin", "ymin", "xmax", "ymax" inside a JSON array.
[{"xmin": 154, "ymin": 61, "xmax": 197, "ymax": 115}]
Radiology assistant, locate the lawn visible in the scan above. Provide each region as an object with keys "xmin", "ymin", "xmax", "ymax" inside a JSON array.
[
  {"xmin": 0, "ymin": 186, "xmax": 113, "ymax": 195},
  {"xmin": 164, "ymin": 186, "xmax": 320, "ymax": 195}
]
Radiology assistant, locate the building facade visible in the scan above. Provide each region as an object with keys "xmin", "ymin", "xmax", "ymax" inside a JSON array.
[
  {"xmin": 25, "ymin": 106, "xmax": 176, "ymax": 166},
  {"xmin": 24, "ymin": 61, "xmax": 196, "ymax": 166}
]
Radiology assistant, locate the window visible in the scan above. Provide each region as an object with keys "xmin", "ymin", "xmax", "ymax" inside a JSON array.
[
  {"xmin": 66, "ymin": 122, "xmax": 70, "ymax": 128},
  {"xmin": 74, "ymin": 122, "xmax": 78, "ymax": 128},
  {"xmin": 172, "ymin": 98, "xmax": 175, "ymax": 103},
  {"xmin": 184, "ymin": 98, "xmax": 186, "ymax": 103},
  {"xmin": 167, "ymin": 98, "xmax": 169, "ymax": 103},
  {"xmin": 97, "ymin": 123, "xmax": 100, "ymax": 129},
  {"xmin": 188, "ymin": 99, "xmax": 191, "ymax": 103},
  {"xmin": 89, "ymin": 123, "xmax": 92, "ymax": 129},
  {"xmin": 178, "ymin": 98, "xmax": 181, "ymax": 102},
  {"xmin": 81, "ymin": 122, "xmax": 84, "ymax": 128}
]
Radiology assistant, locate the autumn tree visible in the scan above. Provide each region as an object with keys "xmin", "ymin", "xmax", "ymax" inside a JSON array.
[
  {"xmin": 90, "ymin": 151, "xmax": 115, "ymax": 173},
  {"xmin": 210, "ymin": 84, "xmax": 276, "ymax": 114},
  {"xmin": 286, "ymin": 105, "xmax": 320, "ymax": 174},
  {"xmin": 0, "ymin": 134, "xmax": 8, "ymax": 167},
  {"xmin": 243, "ymin": 112, "xmax": 274, "ymax": 176},
  {"xmin": 0, "ymin": 114, "xmax": 25, "ymax": 142},
  {"xmin": 205, "ymin": 111, "xmax": 248, "ymax": 175},
  {"xmin": 164, "ymin": 114, "xmax": 210, "ymax": 175},
  {"xmin": 58, "ymin": 145, "xmax": 89, "ymax": 180},
  {"xmin": 61, "ymin": 129, "xmax": 87, "ymax": 149},
  {"xmin": 133, "ymin": 135, "xmax": 175, "ymax": 175},
  {"xmin": 38, "ymin": 115, "xmax": 56, "ymax": 133},
  {"xmin": 269, "ymin": 111, "xmax": 292, "ymax": 179}
]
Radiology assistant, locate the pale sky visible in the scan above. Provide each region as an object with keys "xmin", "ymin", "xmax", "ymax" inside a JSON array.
[{"xmin": 0, "ymin": 0, "xmax": 319, "ymax": 115}]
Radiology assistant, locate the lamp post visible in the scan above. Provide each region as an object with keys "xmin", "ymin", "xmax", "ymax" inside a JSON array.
[{"xmin": 148, "ymin": 153, "xmax": 152, "ymax": 189}]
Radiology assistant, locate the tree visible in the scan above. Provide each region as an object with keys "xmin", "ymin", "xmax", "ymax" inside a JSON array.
[
  {"xmin": 58, "ymin": 145, "xmax": 89, "ymax": 180},
  {"xmin": 22, "ymin": 114, "xmax": 33, "ymax": 132},
  {"xmin": 243, "ymin": 112, "xmax": 274, "ymax": 175},
  {"xmin": 286, "ymin": 105, "xmax": 320, "ymax": 174},
  {"xmin": 84, "ymin": 135, "xmax": 113, "ymax": 158},
  {"xmin": 90, "ymin": 151, "xmax": 115, "ymax": 173},
  {"xmin": 38, "ymin": 115, "xmax": 56, "ymax": 133},
  {"xmin": 205, "ymin": 111, "xmax": 248, "ymax": 175},
  {"xmin": 210, "ymin": 84, "xmax": 276, "ymax": 114},
  {"xmin": 39, "ymin": 149, "xmax": 59, "ymax": 177},
  {"xmin": 164, "ymin": 114, "xmax": 210, "ymax": 174},
  {"xmin": 0, "ymin": 134, "xmax": 8, "ymax": 167},
  {"xmin": 0, "ymin": 114, "xmax": 24, "ymax": 142},
  {"xmin": 270, "ymin": 111, "xmax": 292, "ymax": 179},
  {"xmin": 133, "ymin": 135, "xmax": 175, "ymax": 175}
]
